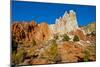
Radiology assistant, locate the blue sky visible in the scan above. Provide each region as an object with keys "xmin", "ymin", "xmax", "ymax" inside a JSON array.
[{"xmin": 11, "ymin": 1, "xmax": 96, "ymax": 26}]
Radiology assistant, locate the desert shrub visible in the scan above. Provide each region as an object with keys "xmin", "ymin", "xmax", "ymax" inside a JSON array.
[
  {"xmin": 12, "ymin": 51, "xmax": 16, "ymax": 64},
  {"xmin": 83, "ymin": 49, "xmax": 90, "ymax": 62},
  {"xmin": 73, "ymin": 35, "xmax": 80, "ymax": 42},
  {"xmin": 12, "ymin": 39, "xmax": 18, "ymax": 51},
  {"xmin": 87, "ymin": 31, "xmax": 96, "ymax": 36},
  {"xmin": 32, "ymin": 39, "xmax": 36, "ymax": 46},
  {"xmin": 49, "ymin": 43, "xmax": 57, "ymax": 61},
  {"xmin": 12, "ymin": 49, "xmax": 26, "ymax": 64},
  {"xmin": 83, "ymin": 45, "xmax": 96, "ymax": 62},
  {"xmin": 41, "ymin": 40, "xmax": 58, "ymax": 62},
  {"xmin": 62, "ymin": 34, "xmax": 70, "ymax": 41},
  {"xmin": 91, "ymin": 31, "xmax": 96, "ymax": 36}
]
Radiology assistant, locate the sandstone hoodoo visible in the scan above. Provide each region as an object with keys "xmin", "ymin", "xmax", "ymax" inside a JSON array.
[
  {"xmin": 12, "ymin": 21, "xmax": 51, "ymax": 42},
  {"xmin": 49, "ymin": 10, "xmax": 79, "ymax": 34},
  {"xmin": 49, "ymin": 10, "xmax": 86, "ymax": 41},
  {"xmin": 35, "ymin": 22, "xmax": 51, "ymax": 41}
]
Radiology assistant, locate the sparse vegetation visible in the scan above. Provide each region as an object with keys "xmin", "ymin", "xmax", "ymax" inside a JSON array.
[
  {"xmin": 12, "ymin": 49, "xmax": 26, "ymax": 64},
  {"xmin": 83, "ymin": 49, "xmax": 90, "ymax": 62},
  {"xmin": 87, "ymin": 31, "xmax": 96, "ymax": 36},
  {"xmin": 49, "ymin": 42, "xmax": 58, "ymax": 62},
  {"xmin": 41, "ymin": 40, "xmax": 58, "ymax": 62},
  {"xmin": 73, "ymin": 35, "xmax": 80, "ymax": 42},
  {"xmin": 12, "ymin": 21, "xmax": 96, "ymax": 65},
  {"xmin": 12, "ymin": 39, "xmax": 18, "ymax": 51},
  {"xmin": 62, "ymin": 34, "xmax": 70, "ymax": 41},
  {"xmin": 91, "ymin": 31, "xmax": 96, "ymax": 36},
  {"xmin": 32, "ymin": 39, "xmax": 36, "ymax": 46},
  {"xmin": 83, "ymin": 45, "xmax": 96, "ymax": 62}
]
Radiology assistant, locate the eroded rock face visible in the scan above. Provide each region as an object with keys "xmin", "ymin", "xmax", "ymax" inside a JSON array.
[
  {"xmin": 71, "ymin": 29, "xmax": 86, "ymax": 41},
  {"xmin": 57, "ymin": 41, "xmax": 96, "ymax": 62},
  {"xmin": 12, "ymin": 21, "xmax": 51, "ymax": 42},
  {"xmin": 83, "ymin": 22, "xmax": 96, "ymax": 34},
  {"xmin": 58, "ymin": 41, "xmax": 84, "ymax": 62},
  {"xmin": 34, "ymin": 22, "xmax": 51, "ymax": 41},
  {"xmin": 12, "ymin": 10, "xmax": 96, "ymax": 65},
  {"xmin": 49, "ymin": 10, "xmax": 79, "ymax": 34}
]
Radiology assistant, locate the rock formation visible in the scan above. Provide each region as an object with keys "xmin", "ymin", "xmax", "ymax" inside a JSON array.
[
  {"xmin": 12, "ymin": 21, "xmax": 51, "ymax": 42},
  {"xmin": 12, "ymin": 10, "xmax": 96, "ymax": 65},
  {"xmin": 49, "ymin": 10, "xmax": 79, "ymax": 34},
  {"xmin": 34, "ymin": 22, "xmax": 51, "ymax": 41},
  {"xmin": 82, "ymin": 22, "xmax": 96, "ymax": 34}
]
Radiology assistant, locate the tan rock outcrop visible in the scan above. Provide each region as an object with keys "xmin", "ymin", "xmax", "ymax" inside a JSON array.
[
  {"xmin": 58, "ymin": 42, "xmax": 84, "ymax": 62},
  {"xmin": 35, "ymin": 22, "xmax": 51, "ymax": 41},
  {"xmin": 12, "ymin": 21, "xmax": 51, "ymax": 42},
  {"xmin": 73, "ymin": 29, "xmax": 86, "ymax": 41}
]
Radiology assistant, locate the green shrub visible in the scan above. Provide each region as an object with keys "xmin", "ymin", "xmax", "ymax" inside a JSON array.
[
  {"xmin": 83, "ymin": 49, "xmax": 90, "ymax": 62},
  {"xmin": 12, "ymin": 39, "xmax": 18, "ymax": 51},
  {"xmin": 73, "ymin": 35, "xmax": 80, "ymax": 42},
  {"xmin": 49, "ymin": 43, "xmax": 57, "ymax": 61},
  {"xmin": 41, "ymin": 40, "xmax": 58, "ymax": 62},
  {"xmin": 32, "ymin": 39, "xmax": 36, "ymax": 46},
  {"xmin": 62, "ymin": 34, "xmax": 70, "ymax": 41},
  {"xmin": 83, "ymin": 45, "xmax": 96, "ymax": 62},
  {"xmin": 12, "ymin": 49, "xmax": 25, "ymax": 64},
  {"xmin": 91, "ymin": 31, "xmax": 96, "ymax": 36}
]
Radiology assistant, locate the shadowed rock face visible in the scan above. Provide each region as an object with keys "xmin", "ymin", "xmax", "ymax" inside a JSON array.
[{"xmin": 12, "ymin": 21, "xmax": 51, "ymax": 42}]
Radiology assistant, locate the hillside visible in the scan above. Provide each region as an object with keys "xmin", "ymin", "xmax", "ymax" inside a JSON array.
[
  {"xmin": 82, "ymin": 22, "xmax": 96, "ymax": 34},
  {"xmin": 12, "ymin": 10, "xmax": 96, "ymax": 65}
]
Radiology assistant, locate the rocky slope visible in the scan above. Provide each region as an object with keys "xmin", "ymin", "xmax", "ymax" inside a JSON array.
[
  {"xmin": 82, "ymin": 22, "xmax": 96, "ymax": 34},
  {"xmin": 12, "ymin": 10, "xmax": 96, "ymax": 65}
]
